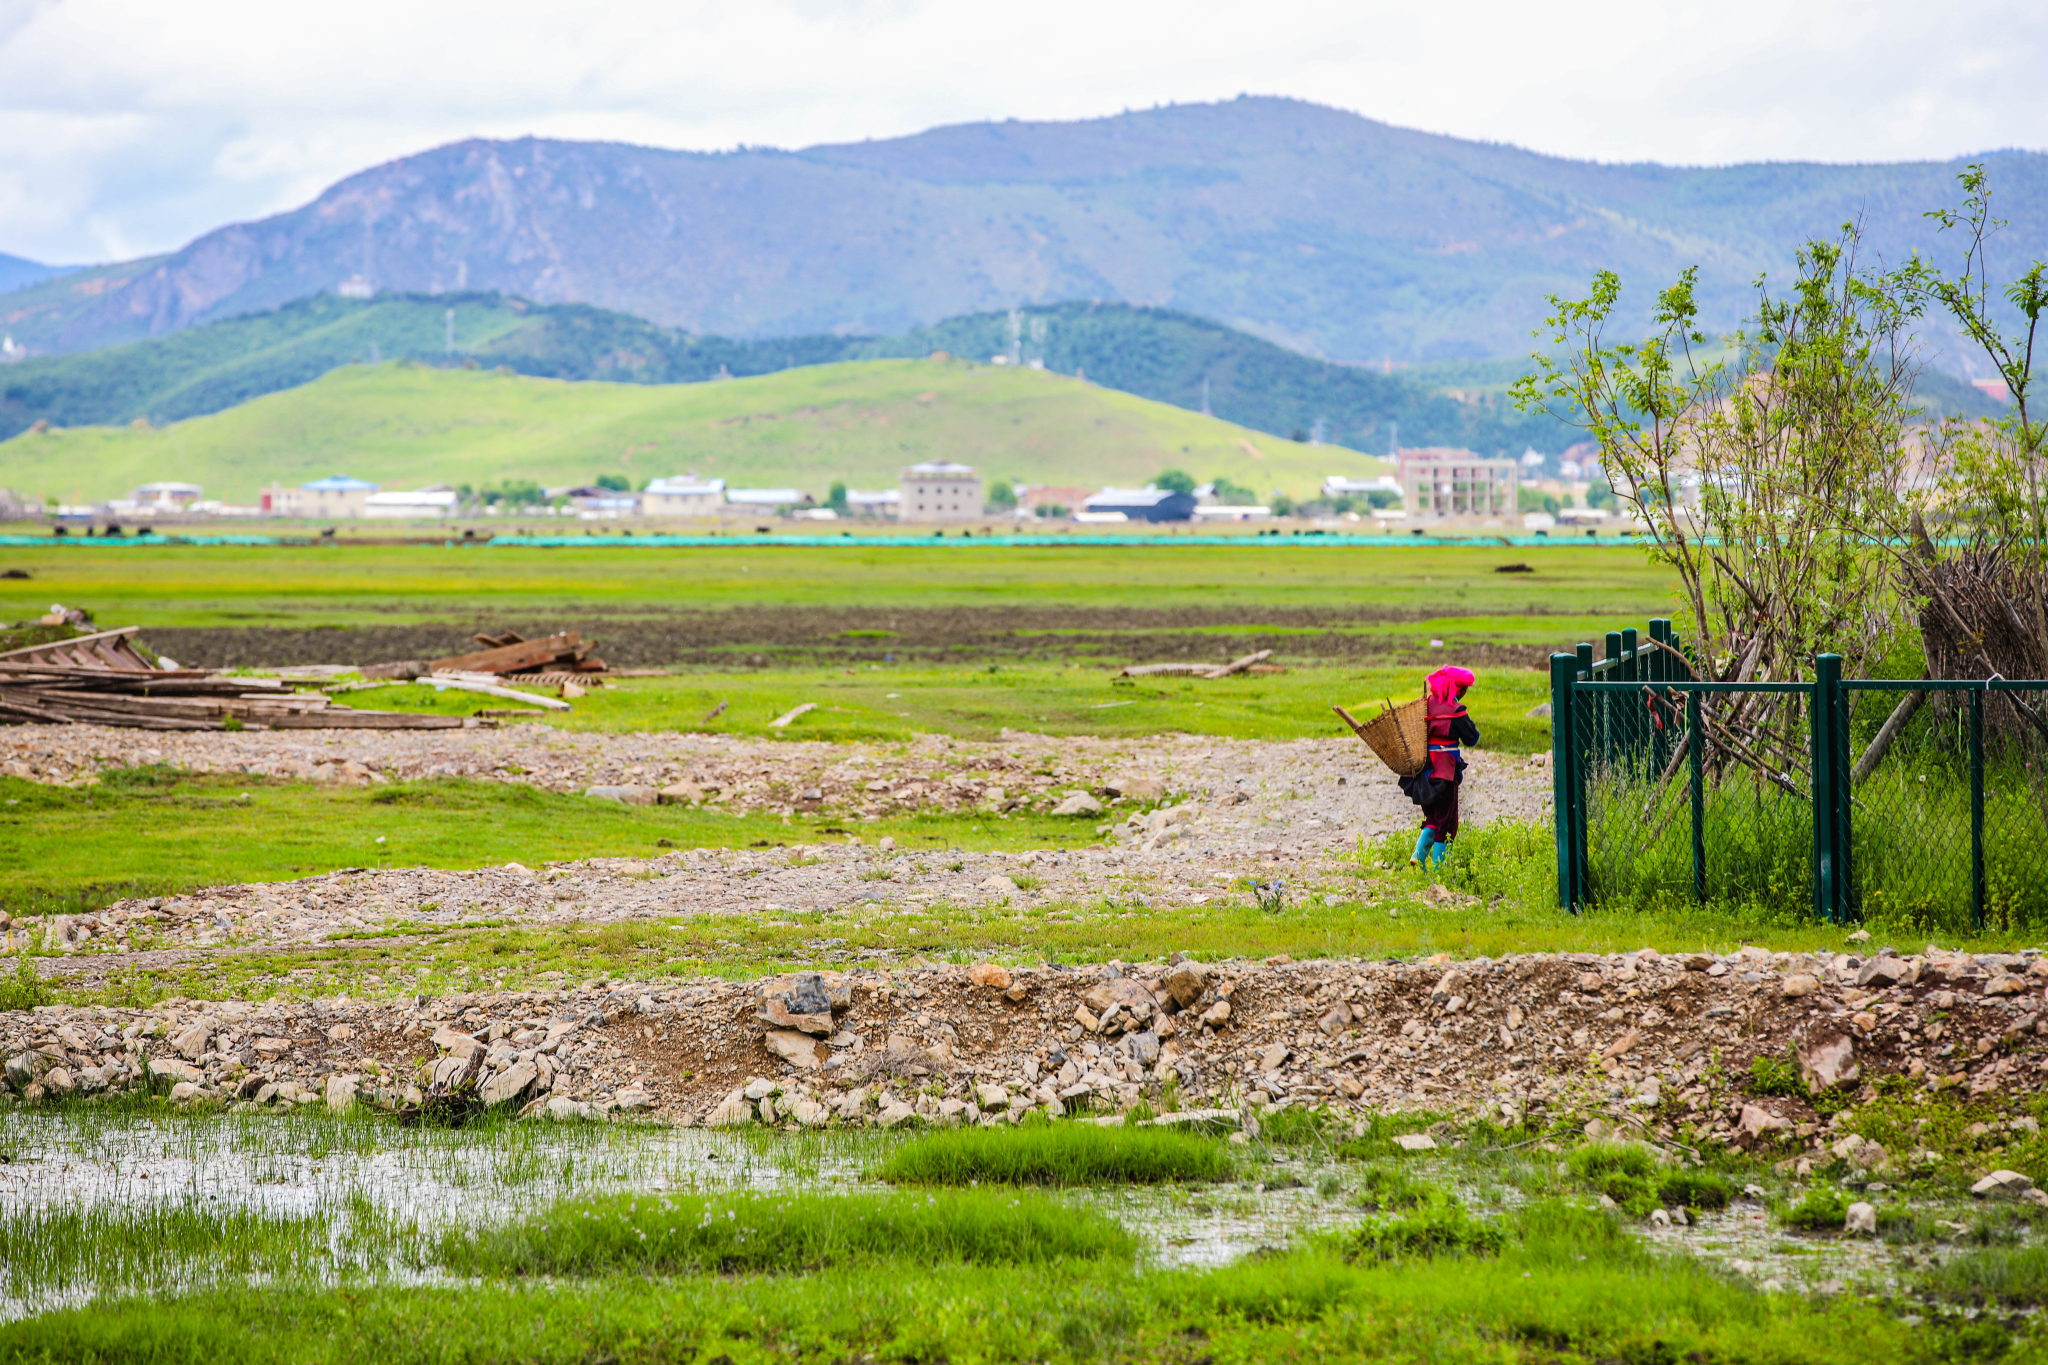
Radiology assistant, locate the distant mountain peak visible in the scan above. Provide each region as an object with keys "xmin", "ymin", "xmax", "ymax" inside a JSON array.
[{"xmin": 2, "ymin": 99, "xmax": 2042, "ymax": 365}]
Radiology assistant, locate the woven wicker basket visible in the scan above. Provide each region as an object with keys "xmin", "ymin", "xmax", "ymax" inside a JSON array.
[{"xmin": 1333, "ymin": 697, "xmax": 1429, "ymax": 777}]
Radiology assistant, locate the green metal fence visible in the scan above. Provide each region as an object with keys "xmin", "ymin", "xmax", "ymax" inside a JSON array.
[{"xmin": 1549, "ymin": 622, "xmax": 2048, "ymax": 929}]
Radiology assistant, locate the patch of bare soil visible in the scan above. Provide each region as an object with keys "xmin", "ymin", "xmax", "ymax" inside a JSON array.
[{"xmin": 143, "ymin": 606, "xmax": 1574, "ymax": 670}]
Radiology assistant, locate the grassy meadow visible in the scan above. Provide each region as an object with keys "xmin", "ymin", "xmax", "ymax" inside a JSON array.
[
  {"xmin": 0, "ymin": 537, "xmax": 1677, "ymax": 627},
  {"xmin": 0, "ymin": 355, "xmax": 1393, "ymax": 506}
]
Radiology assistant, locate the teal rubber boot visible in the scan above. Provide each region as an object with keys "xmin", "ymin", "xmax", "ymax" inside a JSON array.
[
  {"xmin": 1431, "ymin": 838, "xmax": 1449, "ymax": 869},
  {"xmin": 1410, "ymin": 828, "xmax": 1434, "ymax": 866}
]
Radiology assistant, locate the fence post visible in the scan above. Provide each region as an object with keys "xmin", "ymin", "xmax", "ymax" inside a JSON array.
[
  {"xmin": 1550, "ymin": 653, "xmax": 1580, "ymax": 912},
  {"xmin": 1811, "ymin": 654, "xmax": 1844, "ymax": 923},
  {"xmin": 1971, "ymin": 687, "xmax": 1985, "ymax": 931},
  {"xmin": 1689, "ymin": 688, "xmax": 1705, "ymax": 903},
  {"xmin": 1648, "ymin": 619, "xmax": 1672, "ymax": 775}
]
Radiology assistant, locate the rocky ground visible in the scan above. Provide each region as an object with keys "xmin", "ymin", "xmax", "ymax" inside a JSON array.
[
  {"xmin": 10, "ymin": 724, "xmax": 2048, "ymax": 1164},
  {"xmin": 0, "ymin": 722, "xmax": 1552, "ymax": 830},
  {"xmin": 5, "ymin": 947, "xmax": 2046, "ymax": 1164}
]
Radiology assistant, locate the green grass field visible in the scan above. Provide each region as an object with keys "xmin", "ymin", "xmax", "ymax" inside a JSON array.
[
  {"xmin": 0, "ymin": 541, "xmax": 1678, "ymax": 627},
  {"xmin": 2, "ymin": 356, "xmax": 1391, "ymax": 505}
]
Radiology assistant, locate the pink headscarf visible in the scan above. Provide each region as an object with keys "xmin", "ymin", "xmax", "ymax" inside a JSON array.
[{"xmin": 1426, "ymin": 665, "xmax": 1475, "ymax": 704}]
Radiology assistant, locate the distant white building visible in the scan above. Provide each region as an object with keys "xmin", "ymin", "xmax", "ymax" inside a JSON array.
[
  {"xmin": 1321, "ymin": 474, "xmax": 1402, "ymax": 501},
  {"xmin": 1192, "ymin": 504, "xmax": 1272, "ymax": 522},
  {"xmin": 642, "ymin": 477, "xmax": 727, "ymax": 518},
  {"xmin": 265, "ymin": 475, "xmax": 378, "ymax": 518},
  {"xmin": 130, "ymin": 481, "xmax": 203, "ymax": 510},
  {"xmin": 1398, "ymin": 450, "xmax": 1517, "ymax": 520},
  {"xmin": 365, "ymin": 488, "xmax": 458, "ymax": 518},
  {"xmin": 846, "ymin": 489, "xmax": 900, "ymax": 518},
  {"xmin": 899, "ymin": 461, "xmax": 981, "ymax": 521},
  {"xmin": 335, "ymin": 276, "xmax": 375, "ymax": 300}
]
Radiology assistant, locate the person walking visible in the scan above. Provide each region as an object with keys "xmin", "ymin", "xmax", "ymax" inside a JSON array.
[{"xmin": 1409, "ymin": 665, "xmax": 1477, "ymax": 868}]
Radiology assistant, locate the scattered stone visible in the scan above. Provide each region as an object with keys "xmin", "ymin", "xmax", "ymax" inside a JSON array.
[
  {"xmin": 1780, "ymin": 974, "xmax": 1819, "ymax": 997},
  {"xmin": 979, "ymin": 875, "xmax": 1020, "ymax": 895},
  {"xmin": 657, "ymin": 780, "xmax": 704, "ymax": 805},
  {"xmin": 324, "ymin": 1074, "xmax": 358, "ymax": 1112},
  {"xmin": 1394, "ymin": 1133, "xmax": 1437, "ymax": 1152},
  {"xmin": 1972, "ymin": 1170, "xmax": 2036, "ymax": 1200},
  {"xmin": 968, "ymin": 963, "xmax": 1012, "ymax": 991},
  {"xmin": 1050, "ymin": 791, "xmax": 1104, "ymax": 817},
  {"xmin": 764, "ymin": 1028, "xmax": 829, "ymax": 1069},
  {"xmin": 1738, "ymin": 1104, "xmax": 1789, "ymax": 1141},
  {"xmin": 1844, "ymin": 1202, "xmax": 1877, "ymax": 1235},
  {"xmin": 1800, "ymin": 1034, "xmax": 1859, "ymax": 1090},
  {"xmin": 584, "ymin": 784, "xmax": 659, "ymax": 806}
]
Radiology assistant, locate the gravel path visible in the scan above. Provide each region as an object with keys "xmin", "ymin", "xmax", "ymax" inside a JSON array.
[{"xmin": 3, "ymin": 724, "xmax": 1550, "ymax": 959}]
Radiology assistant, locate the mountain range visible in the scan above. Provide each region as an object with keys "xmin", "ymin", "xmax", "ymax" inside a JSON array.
[
  {"xmin": 4, "ymin": 97, "xmax": 2042, "ymax": 369},
  {"xmin": 0, "ymin": 293, "xmax": 1606, "ymax": 452}
]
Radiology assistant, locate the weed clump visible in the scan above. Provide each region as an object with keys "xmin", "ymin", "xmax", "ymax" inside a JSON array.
[
  {"xmin": 878, "ymin": 1123, "xmax": 1236, "ymax": 1187},
  {"xmin": 1781, "ymin": 1186, "xmax": 1849, "ymax": 1232},
  {"xmin": 1331, "ymin": 1200, "xmax": 1506, "ymax": 1263},
  {"xmin": 1563, "ymin": 1142, "xmax": 1731, "ymax": 1216},
  {"xmin": 439, "ymin": 1189, "xmax": 1135, "ymax": 1275}
]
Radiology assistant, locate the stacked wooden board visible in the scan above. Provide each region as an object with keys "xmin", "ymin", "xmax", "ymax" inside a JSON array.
[{"xmin": 0, "ymin": 628, "xmax": 480, "ymax": 730}]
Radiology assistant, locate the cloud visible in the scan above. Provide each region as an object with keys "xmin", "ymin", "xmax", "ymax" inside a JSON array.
[{"xmin": 1, "ymin": 0, "xmax": 2044, "ymax": 262}]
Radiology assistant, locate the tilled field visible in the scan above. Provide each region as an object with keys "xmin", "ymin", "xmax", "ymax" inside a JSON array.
[
  {"xmin": 6, "ymin": 946, "xmax": 2045, "ymax": 1166},
  {"xmin": 140, "ymin": 605, "xmax": 1573, "ymax": 670}
]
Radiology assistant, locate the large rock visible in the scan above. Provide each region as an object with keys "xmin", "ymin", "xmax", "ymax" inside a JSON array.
[
  {"xmin": 4, "ymin": 1053, "xmax": 40, "ymax": 1089},
  {"xmin": 1800, "ymin": 1034, "xmax": 1859, "ymax": 1090},
  {"xmin": 764, "ymin": 1028, "xmax": 829, "ymax": 1069},
  {"xmin": 1856, "ymin": 957, "xmax": 1907, "ymax": 989},
  {"xmin": 1972, "ymin": 1169, "xmax": 2036, "ymax": 1200},
  {"xmin": 788, "ymin": 1097, "xmax": 831, "ymax": 1127},
  {"xmin": 1050, "ymin": 791, "xmax": 1104, "ymax": 817},
  {"xmin": 1738, "ymin": 1104, "xmax": 1789, "ymax": 1141},
  {"xmin": 657, "ymin": 780, "xmax": 705, "ymax": 805},
  {"xmin": 172, "ymin": 1022, "xmax": 211, "ymax": 1061},
  {"xmin": 480, "ymin": 1061, "xmax": 540, "ymax": 1107},
  {"xmin": 1780, "ymin": 974, "xmax": 1820, "ymax": 997},
  {"xmin": 705, "ymin": 1091, "xmax": 755, "ymax": 1126},
  {"xmin": 1163, "ymin": 961, "xmax": 1208, "ymax": 1009},
  {"xmin": 585, "ymin": 784, "xmax": 658, "ymax": 806},
  {"xmin": 978, "ymin": 875, "xmax": 1020, "ymax": 895},
  {"xmin": 1103, "ymin": 775, "xmax": 1166, "ymax": 801},
  {"xmin": 755, "ymin": 972, "xmax": 849, "ymax": 1036},
  {"xmin": 967, "ymin": 962, "xmax": 1012, "ymax": 991},
  {"xmin": 1844, "ymin": 1202, "xmax": 1878, "ymax": 1235},
  {"xmin": 324, "ymin": 1074, "xmax": 359, "ymax": 1112},
  {"xmin": 431, "ymin": 1025, "xmax": 482, "ymax": 1060}
]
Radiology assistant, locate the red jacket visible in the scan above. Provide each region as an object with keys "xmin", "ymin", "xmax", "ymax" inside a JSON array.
[{"xmin": 1426, "ymin": 698, "xmax": 1479, "ymax": 781}]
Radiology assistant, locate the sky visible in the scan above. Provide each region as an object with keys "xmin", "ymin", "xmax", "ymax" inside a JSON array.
[{"xmin": 1, "ymin": 0, "xmax": 2044, "ymax": 265}]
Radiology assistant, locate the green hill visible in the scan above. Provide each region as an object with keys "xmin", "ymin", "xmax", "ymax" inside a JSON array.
[
  {"xmin": 1, "ymin": 356, "xmax": 1390, "ymax": 506},
  {"xmin": 0, "ymin": 292, "xmax": 1577, "ymax": 453}
]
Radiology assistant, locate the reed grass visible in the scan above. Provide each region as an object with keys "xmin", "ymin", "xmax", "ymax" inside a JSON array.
[
  {"xmin": 438, "ymin": 1188, "xmax": 1136, "ymax": 1276},
  {"xmin": 875, "ymin": 1123, "xmax": 1238, "ymax": 1187}
]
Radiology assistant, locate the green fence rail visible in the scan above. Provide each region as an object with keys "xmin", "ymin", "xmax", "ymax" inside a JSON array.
[{"xmin": 1550, "ymin": 621, "xmax": 2048, "ymax": 929}]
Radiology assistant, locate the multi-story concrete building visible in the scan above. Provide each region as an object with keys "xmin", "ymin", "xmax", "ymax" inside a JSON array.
[
  {"xmin": 899, "ymin": 461, "xmax": 981, "ymax": 521},
  {"xmin": 1398, "ymin": 449, "xmax": 1517, "ymax": 520}
]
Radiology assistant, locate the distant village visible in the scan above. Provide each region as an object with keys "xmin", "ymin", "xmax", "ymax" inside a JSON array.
[{"xmin": 0, "ymin": 448, "xmax": 1618, "ymax": 533}]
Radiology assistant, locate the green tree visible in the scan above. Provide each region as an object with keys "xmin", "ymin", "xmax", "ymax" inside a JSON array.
[
  {"xmin": 594, "ymin": 473, "xmax": 631, "ymax": 492},
  {"xmin": 1513, "ymin": 224, "xmax": 1920, "ymax": 699},
  {"xmin": 1211, "ymin": 475, "xmax": 1257, "ymax": 504},
  {"xmin": 828, "ymin": 481, "xmax": 849, "ymax": 514},
  {"xmin": 1584, "ymin": 481, "xmax": 1613, "ymax": 511},
  {"xmin": 986, "ymin": 479, "xmax": 1017, "ymax": 510},
  {"xmin": 1152, "ymin": 469, "xmax": 1197, "ymax": 495},
  {"xmin": 1516, "ymin": 486, "xmax": 1561, "ymax": 516}
]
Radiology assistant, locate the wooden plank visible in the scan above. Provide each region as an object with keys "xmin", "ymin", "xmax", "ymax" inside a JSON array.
[
  {"xmin": 428, "ymin": 632, "xmax": 581, "ymax": 676},
  {"xmin": 0, "ymin": 626, "xmax": 144, "ymax": 663},
  {"xmin": 1203, "ymin": 649, "xmax": 1274, "ymax": 679},
  {"xmin": 262, "ymin": 711, "xmax": 469, "ymax": 730}
]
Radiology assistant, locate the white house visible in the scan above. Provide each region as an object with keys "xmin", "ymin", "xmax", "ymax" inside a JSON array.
[
  {"xmin": 899, "ymin": 461, "xmax": 981, "ymax": 521},
  {"xmin": 265, "ymin": 476, "xmax": 378, "ymax": 518},
  {"xmin": 846, "ymin": 489, "xmax": 900, "ymax": 518},
  {"xmin": 130, "ymin": 481, "xmax": 203, "ymax": 510},
  {"xmin": 1321, "ymin": 474, "xmax": 1402, "ymax": 502},
  {"xmin": 642, "ymin": 477, "xmax": 727, "ymax": 518}
]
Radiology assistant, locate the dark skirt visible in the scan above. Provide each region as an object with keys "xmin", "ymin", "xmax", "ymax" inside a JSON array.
[{"xmin": 1422, "ymin": 780, "xmax": 1460, "ymax": 841}]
